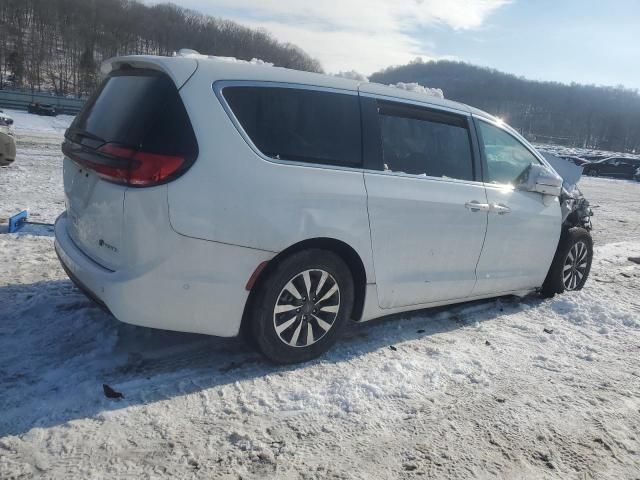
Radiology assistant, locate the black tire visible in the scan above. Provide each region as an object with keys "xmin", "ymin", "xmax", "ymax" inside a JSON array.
[
  {"xmin": 586, "ymin": 169, "xmax": 598, "ymax": 177},
  {"xmin": 541, "ymin": 227, "xmax": 593, "ymax": 297},
  {"xmin": 248, "ymin": 249, "xmax": 354, "ymax": 364}
]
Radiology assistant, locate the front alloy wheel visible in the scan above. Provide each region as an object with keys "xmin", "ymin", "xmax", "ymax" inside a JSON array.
[
  {"xmin": 562, "ymin": 240, "xmax": 589, "ymax": 290},
  {"xmin": 541, "ymin": 227, "xmax": 593, "ymax": 297}
]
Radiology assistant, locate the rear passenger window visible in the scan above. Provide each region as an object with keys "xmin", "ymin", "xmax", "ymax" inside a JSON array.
[
  {"xmin": 377, "ymin": 101, "xmax": 474, "ymax": 181},
  {"xmin": 223, "ymin": 86, "xmax": 361, "ymax": 167}
]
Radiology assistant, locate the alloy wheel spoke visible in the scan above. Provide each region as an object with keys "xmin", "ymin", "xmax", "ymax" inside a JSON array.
[
  {"xmin": 275, "ymin": 303, "xmax": 299, "ymax": 314},
  {"xmin": 319, "ymin": 304, "xmax": 339, "ymax": 313},
  {"xmin": 289, "ymin": 320, "xmax": 303, "ymax": 346},
  {"xmin": 312, "ymin": 314, "xmax": 332, "ymax": 331},
  {"xmin": 284, "ymin": 281, "xmax": 303, "ymax": 300},
  {"xmin": 302, "ymin": 271, "xmax": 312, "ymax": 298},
  {"xmin": 315, "ymin": 271, "xmax": 328, "ymax": 297},
  {"xmin": 306, "ymin": 323, "xmax": 314, "ymax": 345},
  {"xmin": 276, "ymin": 314, "xmax": 299, "ymax": 334},
  {"xmin": 318, "ymin": 283, "xmax": 338, "ymax": 303}
]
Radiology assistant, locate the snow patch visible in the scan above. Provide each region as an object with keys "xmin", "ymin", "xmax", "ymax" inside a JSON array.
[
  {"xmin": 175, "ymin": 50, "xmax": 274, "ymax": 67},
  {"xmin": 390, "ymin": 82, "xmax": 445, "ymax": 99},
  {"xmin": 334, "ymin": 70, "xmax": 369, "ymax": 82}
]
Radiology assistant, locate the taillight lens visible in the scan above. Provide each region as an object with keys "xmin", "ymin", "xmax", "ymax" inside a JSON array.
[
  {"xmin": 63, "ymin": 140, "xmax": 186, "ymax": 187},
  {"xmin": 96, "ymin": 143, "xmax": 185, "ymax": 186}
]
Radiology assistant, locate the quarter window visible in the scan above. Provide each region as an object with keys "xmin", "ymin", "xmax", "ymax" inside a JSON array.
[
  {"xmin": 377, "ymin": 101, "xmax": 474, "ymax": 181},
  {"xmin": 222, "ymin": 86, "xmax": 361, "ymax": 167},
  {"xmin": 477, "ymin": 120, "xmax": 540, "ymax": 185}
]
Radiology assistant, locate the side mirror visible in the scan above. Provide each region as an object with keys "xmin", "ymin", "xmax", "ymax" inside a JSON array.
[{"xmin": 518, "ymin": 163, "xmax": 563, "ymax": 197}]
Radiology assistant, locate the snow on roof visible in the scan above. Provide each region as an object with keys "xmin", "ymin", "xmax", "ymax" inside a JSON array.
[
  {"xmin": 334, "ymin": 70, "xmax": 369, "ymax": 82},
  {"xmin": 174, "ymin": 49, "xmax": 274, "ymax": 67},
  {"xmin": 390, "ymin": 82, "xmax": 444, "ymax": 99}
]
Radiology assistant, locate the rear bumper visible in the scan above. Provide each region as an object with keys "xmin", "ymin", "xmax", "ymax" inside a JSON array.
[{"xmin": 54, "ymin": 212, "xmax": 274, "ymax": 337}]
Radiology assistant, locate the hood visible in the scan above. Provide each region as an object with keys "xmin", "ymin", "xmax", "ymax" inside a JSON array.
[{"xmin": 540, "ymin": 151, "xmax": 583, "ymax": 192}]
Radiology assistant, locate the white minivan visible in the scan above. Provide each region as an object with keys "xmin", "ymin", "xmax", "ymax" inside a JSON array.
[{"xmin": 55, "ymin": 54, "xmax": 593, "ymax": 363}]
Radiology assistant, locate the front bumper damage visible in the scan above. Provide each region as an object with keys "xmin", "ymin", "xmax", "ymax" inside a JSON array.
[{"xmin": 541, "ymin": 152, "xmax": 593, "ymax": 230}]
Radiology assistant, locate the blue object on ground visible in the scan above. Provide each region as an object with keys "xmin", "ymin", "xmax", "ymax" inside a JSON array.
[{"xmin": 8, "ymin": 210, "xmax": 28, "ymax": 233}]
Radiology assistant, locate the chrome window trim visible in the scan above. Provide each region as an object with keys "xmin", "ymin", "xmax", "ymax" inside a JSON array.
[
  {"xmin": 358, "ymin": 91, "xmax": 469, "ymax": 117},
  {"xmin": 362, "ymin": 168, "xmax": 486, "ymax": 187}
]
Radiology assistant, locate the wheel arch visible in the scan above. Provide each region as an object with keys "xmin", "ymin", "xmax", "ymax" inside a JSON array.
[{"xmin": 241, "ymin": 237, "xmax": 368, "ymax": 336}]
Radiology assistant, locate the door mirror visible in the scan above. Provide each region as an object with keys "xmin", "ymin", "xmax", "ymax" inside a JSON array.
[{"xmin": 518, "ymin": 163, "xmax": 563, "ymax": 196}]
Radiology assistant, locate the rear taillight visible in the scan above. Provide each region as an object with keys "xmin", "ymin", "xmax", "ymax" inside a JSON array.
[
  {"xmin": 97, "ymin": 144, "xmax": 185, "ymax": 186},
  {"xmin": 63, "ymin": 141, "xmax": 185, "ymax": 187}
]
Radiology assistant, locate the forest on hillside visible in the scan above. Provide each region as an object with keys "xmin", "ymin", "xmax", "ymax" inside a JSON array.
[
  {"xmin": 372, "ymin": 60, "xmax": 640, "ymax": 153},
  {"xmin": 0, "ymin": 0, "xmax": 322, "ymax": 97}
]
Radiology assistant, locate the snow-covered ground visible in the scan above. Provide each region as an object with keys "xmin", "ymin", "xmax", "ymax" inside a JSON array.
[{"xmin": 1, "ymin": 111, "xmax": 639, "ymax": 479}]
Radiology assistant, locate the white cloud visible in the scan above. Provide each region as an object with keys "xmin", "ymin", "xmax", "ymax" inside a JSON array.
[{"xmin": 150, "ymin": 0, "xmax": 510, "ymax": 74}]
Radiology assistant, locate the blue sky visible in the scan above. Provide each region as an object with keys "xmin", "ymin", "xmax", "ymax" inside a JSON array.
[{"xmin": 151, "ymin": 0, "xmax": 640, "ymax": 89}]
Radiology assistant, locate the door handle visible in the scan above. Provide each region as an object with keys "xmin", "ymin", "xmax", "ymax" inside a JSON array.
[
  {"xmin": 490, "ymin": 203, "xmax": 511, "ymax": 215},
  {"xmin": 465, "ymin": 201, "xmax": 491, "ymax": 212}
]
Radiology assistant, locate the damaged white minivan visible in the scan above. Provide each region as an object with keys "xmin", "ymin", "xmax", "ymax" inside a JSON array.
[{"xmin": 55, "ymin": 53, "xmax": 593, "ymax": 363}]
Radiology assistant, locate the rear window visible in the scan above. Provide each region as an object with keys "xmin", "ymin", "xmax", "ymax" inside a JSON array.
[
  {"xmin": 222, "ymin": 86, "xmax": 362, "ymax": 167},
  {"xmin": 68, "ymin": 69, "xmax": 197, "ymax": 159}
]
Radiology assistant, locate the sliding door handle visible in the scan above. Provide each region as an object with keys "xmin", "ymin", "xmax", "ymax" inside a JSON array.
[
  {"xmin": 490, "ymin": 203, "xmax": 511, "ymax": 215},
  {"xmin": 465, "ymin": 201, "xmax": 491, "ymax": 212}
]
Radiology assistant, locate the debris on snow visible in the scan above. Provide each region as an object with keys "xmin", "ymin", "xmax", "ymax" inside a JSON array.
[
  {"xmin": 629, "ymin": 257, "xmax": 640, "ymax": 264},
  {"xmin": 543, "ymin": 328, "xmax": 554, "ymax": 334},
  {"xmin": 102, "ymin": 384, "xmax": 124, "ymax": 399}
]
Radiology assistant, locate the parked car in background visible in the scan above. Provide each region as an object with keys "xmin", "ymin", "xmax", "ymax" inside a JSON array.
[
  {"xmin": 0, "ymin": 110, "xmax": 14, "ymax": 126},
  {"xmin": 581, "ymin": 154, "xmax": 609, "ymax": 162},
  {"xmin": 27, "ymin": 102, "xmax": 57, "ymax": 116},
  {"xmin": 55, "ymin": 54, "xmax": 594, "ymax": 363},
  {"xmin": 583, "ymin": 157, "xmax": 640, "ymax": 180},
  {"xmin": 0, "ymin": 124, "xmax": 16, "ymax": 166},
  {"xmin": 560, "ymin": 155, "xmax": 590, "ymax": 167}
]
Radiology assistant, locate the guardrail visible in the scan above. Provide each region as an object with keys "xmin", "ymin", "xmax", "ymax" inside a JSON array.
[{"xmin": 0, "ymin": 89, "xmax": 85, "ymax": 115}]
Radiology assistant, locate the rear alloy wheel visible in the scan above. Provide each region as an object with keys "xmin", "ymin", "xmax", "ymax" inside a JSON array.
[
  {"xmin": 541, "ymin": 227, "xmax": 593, "ymax": 297},
  {"xmin": 249, "ymin": 249, "xmax": 354, "ymax": 363},
  {"xmin": 273, "ymin": 269, "xmax": 340, "ymax": 348}
]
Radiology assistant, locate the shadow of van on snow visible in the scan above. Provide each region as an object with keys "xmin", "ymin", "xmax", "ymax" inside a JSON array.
[{"xmin": 0, "ymin": 278, "xmax": 534, "ymax": 438}]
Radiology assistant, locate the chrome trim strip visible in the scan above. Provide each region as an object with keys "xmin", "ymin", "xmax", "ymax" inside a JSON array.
[
  {"xmin": 362, "ymin": 168, "xmax": 486, "ymax": 187},
  {"xmin": 358, "ymin": 91, "xmax": 470, "ymax": 116}
]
